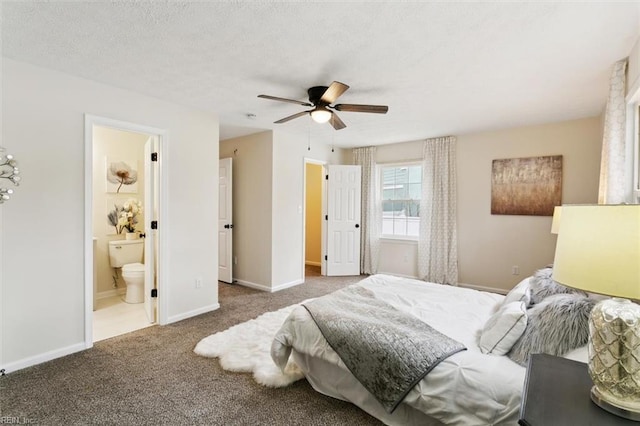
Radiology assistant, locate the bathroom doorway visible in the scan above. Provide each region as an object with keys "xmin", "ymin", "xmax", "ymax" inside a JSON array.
[{"xmin": 84, "ymin": 115, "xmax": 166, "ymax": 345}]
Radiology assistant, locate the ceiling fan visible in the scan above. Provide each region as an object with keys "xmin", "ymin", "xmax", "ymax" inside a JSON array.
[{"xmin": 258, "ymin": 81, "xmax": 388, "ymax": 130}]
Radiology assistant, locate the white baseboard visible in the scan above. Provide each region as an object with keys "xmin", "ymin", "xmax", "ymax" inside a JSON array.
[
  {"xmin": 1, "ymin": 342, "xmax": 87, "ymax": 374},
  {"xmin": 305, "ymin": 261, "xmax": 321, "ymax": 267},
  {"xmin": 166, "ymin": 303, "xmax": 220, "ymax": 324},
  {"xmin": 234, "ymin": 279, "xmax": 271, "ymax": 292},
  {"xmin": 272, "ymin": 279, "xmax": 303, "ymax": 292},
  {"xmin": 458, "ymin": 282, "xmax": 508, "ymax": 295},
  {"xmin": 97, "ymin": 288, "xmax": 126, "ymax": 299},
  {"xmin": 234, "ymin": 278, "xmax": 304, "ymax": 293}
]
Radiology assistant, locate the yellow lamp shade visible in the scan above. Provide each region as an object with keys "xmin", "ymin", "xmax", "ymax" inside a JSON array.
[
  {"xmin": 552, "ymin": 205, "xmax": 640, "ymax": 300},
  {"xmin": 550, "ymin": 206, "xmax": 562, "ymax": 234}
]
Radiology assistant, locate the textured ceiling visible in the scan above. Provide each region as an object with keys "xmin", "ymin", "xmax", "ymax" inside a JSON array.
[{"xmin": 2, "ymin": 1, "xmax": 639, "ymax": 148}]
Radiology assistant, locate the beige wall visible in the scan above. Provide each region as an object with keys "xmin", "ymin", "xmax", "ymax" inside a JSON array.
[
  {"xmin": 219, "ymin": 131, "xmax": 274, "ymax": 288},
  {"xmin": 92, "ymin": 127, "xmax": 148, "ymax": 295},
  {"xmin": 457, "ymin": 116, "xmax": 601, "ymax": 291},
  {"xmin": 305, "ymin": 163, "xmax": 323, "ymax": 265},
  {"xmin": 373, "ymin": 116, "xmax": 602, "ymax": 292}
]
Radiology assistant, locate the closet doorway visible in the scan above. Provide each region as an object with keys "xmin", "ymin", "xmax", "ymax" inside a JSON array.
[{"xmin": 303, "ymin": 159, "xmax": 325, "ymax": 279}]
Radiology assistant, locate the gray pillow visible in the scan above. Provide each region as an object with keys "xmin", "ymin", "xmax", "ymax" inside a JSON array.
[
  {"xmin": 507, "ymin": 293, "xmax": 595, "ymax": 366},
  {"xmin": 529, "ymin": 266, "xmax": 586, "ymax": 305}
]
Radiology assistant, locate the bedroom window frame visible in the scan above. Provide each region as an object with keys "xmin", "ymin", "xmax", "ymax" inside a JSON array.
[
  {"xmin": 633, "ymin": 103, "xmax": 640, "ymax": 202},
  {"xmin": 627, "ymin": 76, "xmax": 640, "ymax": 204},
  {"xmin": 378, "ymin": 161, "xmax": 422, "ymax": 241}
]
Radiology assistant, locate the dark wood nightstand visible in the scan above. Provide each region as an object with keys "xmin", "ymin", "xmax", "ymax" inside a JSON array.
[{"xmin": 519, "ymin": 353, "xmax": 637, "ymax": 425}]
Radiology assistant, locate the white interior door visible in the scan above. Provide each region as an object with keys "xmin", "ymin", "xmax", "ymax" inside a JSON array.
[
  {"xmin": 218, "ymin": 158, "xmax": 233, "ymax": 283},
  {"xmin": 144, "ymin": 137, "xmax": 157, "ymax": 323},
  {"xmin": 326, "ymin": 165, "xmax": 361, "ymax": 276}
]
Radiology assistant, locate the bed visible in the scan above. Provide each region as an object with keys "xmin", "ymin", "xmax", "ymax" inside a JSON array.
[{"xmin": 271, "ymin": 273, "xmax": 591, "ymax": 426}]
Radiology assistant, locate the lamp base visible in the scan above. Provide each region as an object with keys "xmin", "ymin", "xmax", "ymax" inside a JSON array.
[
  {"xmin": 591, "ymin": 386, "xmax": 640, "ymax": 421},
  {"xmin": 588, "ymin": 298, "xmax": 640, "ymax": 422}
]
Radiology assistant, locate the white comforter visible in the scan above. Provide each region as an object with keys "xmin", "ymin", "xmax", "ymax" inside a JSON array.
[{"xmin": 272, "ymin": 274, "xmax": 526, "ymax": 425}]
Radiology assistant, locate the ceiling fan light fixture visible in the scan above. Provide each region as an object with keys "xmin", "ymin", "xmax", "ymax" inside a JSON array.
[{"xmin": 310, "ymin": 108, "xmax": 332, "ymax": 124}]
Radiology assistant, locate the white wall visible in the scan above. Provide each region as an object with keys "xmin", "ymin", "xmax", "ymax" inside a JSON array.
[
  {"xmin": 628, "ymin": 35, "xmax": 640, "ymax": 93},
  {"xmin": 371, "ymin": 117, "xmax": 602, "ymax": 292},
  {"xmin": 1, "ymin": 59, "xmax": 219, "ymax": 371},
  {"xmin": 92, "ymin": 127, "xmax": 147, "ymax": 295},
  {"xmin": 271, "ymin": 130, "xmax": 345, "ymax": 289},
  {"xmin": 220, "ymin": 130, "xmax": 347, "ymax": 291}
]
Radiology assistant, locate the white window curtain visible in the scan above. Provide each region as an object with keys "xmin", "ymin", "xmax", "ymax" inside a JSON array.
[
  {"xmin": 418, "ymin": 136, "xmax": 458, "ymax": 285},
  {"xmin": 353, "ymin": 146, "xmax": 380, "ymax": 274},
  {"xmin": 598, "ymin": 58, "xmax": 628, "ymax": 204}
]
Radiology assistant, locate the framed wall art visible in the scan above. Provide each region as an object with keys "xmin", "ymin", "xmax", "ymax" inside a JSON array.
[
  {"xmin": 491, "ymin": 155, "xmax": 562, "ymax": 216},
  {"xmin": 106, "ymin": 158, "xmax": 138, "ymax": 193}
]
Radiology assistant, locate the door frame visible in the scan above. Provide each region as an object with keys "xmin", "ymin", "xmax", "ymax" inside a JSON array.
[
  {"xmin": 325, "ymin": 164, "xmax": 362, "ymax": 276},
  {"xmin": 302, "ymin": 157, "xmax": 327, "ymax": 279},
  {"xmin": 83, "ymin": 114, "xmax": 169, "ymax": 348}
]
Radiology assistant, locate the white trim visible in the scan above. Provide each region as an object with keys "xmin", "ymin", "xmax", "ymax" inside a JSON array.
[
  {"xmin": 0, "ymin": 206, "xmax": 3, "ymax": 369},
  {"xmin": 305, "ymin": 261, "xmax": 321, "ymax": 267},
  {"xmin": 272, "ymin": 279, "xmax": 304, "ymax": 292},
  {"xmin": 166, "ymin": 303, "xmax": 220, "ymax": 325},
  {"xmin": 458, "ymin": 282, "xmax": 508, "ymax": 295},
  {"xmin": 1, "ymin": 342, "xmax": 86, "ymax": 374},
  {"xmin": 84, "ymin": 115, "xmax": 169, "ymax": 351},
  {"xmin": 234, "ymin": 278, "xmax": 304, "ymax": 293},
  {"xmin": 234, "ymin": 279, "xmax": 272, "ymax": 292},
  {"xmin": 96, "ymin": 288, "xmax": 126, "ymax": 299},
  {"xmin": 626, "ymin": 78, "xmax": 640, "ymax": 200},
  {"xmin": 379, "ymin": 236, "xmax": 419, "ymax": 244}
]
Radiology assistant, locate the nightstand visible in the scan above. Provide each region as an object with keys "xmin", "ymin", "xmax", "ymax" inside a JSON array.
[{"xmin": 519, "ymin": 353, "xmax": 637, "ymax": 426}]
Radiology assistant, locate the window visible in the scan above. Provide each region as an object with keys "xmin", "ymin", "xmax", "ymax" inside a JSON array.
[
  {"xmin": 381, "ymin": 164, "xmax": 421, "ymax": 238},
  {"xmin": 635, "ymin": 104, "xmax": 640, "ymax": 202}
]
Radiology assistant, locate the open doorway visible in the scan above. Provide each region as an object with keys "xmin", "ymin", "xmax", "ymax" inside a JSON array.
[
  {"xmin": 303, "ymin": 159, "xmax": 325, "ymax": 279},
  {"xmin": 84, "ymin": 115, "xmax": 166, "ymax": 347}
]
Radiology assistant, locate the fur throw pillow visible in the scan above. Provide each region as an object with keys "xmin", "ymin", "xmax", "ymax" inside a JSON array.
[
  {"xmin": 507, "ymin": 293, "xmax": 595, "ymax": 366},
  {"xmin": 529, "ymin": 266, "xmax": 586, "ymax": 305}
]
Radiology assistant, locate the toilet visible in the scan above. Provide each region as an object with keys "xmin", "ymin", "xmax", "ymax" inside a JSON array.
[{"xmin": 108, "ymin": 239, "xmax": 145, "ymax": 304}]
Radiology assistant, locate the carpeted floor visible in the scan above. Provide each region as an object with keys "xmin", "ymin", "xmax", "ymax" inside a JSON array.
[{"xmin": 0, "ymin": 273, "xmax": 383, "ymax": 425}]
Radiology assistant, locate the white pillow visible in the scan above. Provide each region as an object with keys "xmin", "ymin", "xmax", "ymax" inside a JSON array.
[
  {"xmin": 502, "ymin": 277, "xmax": 532, "ymax": 308},
  {"xmin": 479, "ymin": 301, "xmax": 528, "ymax": 355}
]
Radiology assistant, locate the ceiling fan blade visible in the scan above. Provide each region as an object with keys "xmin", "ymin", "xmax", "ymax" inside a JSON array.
[
  {"xmin": 329, "ymin": 112, "xmax": 347, "ymax": 130},
  {"xmin": 258, "ymin": 94, "xmax": 312, "ymax": 107},
  {"xmin": 274, "ymin": 111, "xmax": 310, "ymax": 124},
  {"xmin": 320, "ymin": 81, "xmax": 350, "ymax": 104},
  {"xmin": 334, "ymin": 104, "xmax": 389, "ymax": 114}
]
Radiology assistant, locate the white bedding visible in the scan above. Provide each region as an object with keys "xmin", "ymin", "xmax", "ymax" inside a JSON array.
[{"xmin": 272, "ymin": 274, "xmax": 529, "ymax": 425}]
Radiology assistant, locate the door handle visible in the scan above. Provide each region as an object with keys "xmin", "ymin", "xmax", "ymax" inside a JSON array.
[
  {"xmin": 355, "ymin": 224, "xmax": 360, "ymax": 228},
  {"xmin": 224, "ymin": 224, "xmax": 234, "ymax": 229}
]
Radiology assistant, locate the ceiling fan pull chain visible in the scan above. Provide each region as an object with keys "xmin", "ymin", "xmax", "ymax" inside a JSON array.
[{"xmin": 307, "ymin": 116, "xmax": 311, "ymax": 151}]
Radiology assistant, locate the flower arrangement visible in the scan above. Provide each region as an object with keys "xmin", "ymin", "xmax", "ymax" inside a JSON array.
[{"xmin": 107, "ymin": 198, "xmax": 143, "ymax": 234}]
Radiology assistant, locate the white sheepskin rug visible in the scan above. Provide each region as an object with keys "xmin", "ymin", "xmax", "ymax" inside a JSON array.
[{"xmin": 194, "ymin": 303, "xmax": 304, "ymax": 387}]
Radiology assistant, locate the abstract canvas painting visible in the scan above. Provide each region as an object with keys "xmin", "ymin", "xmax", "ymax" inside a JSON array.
[{"xmin": 491, "ymin": 155, "xmax": 562, "ymax": 216}]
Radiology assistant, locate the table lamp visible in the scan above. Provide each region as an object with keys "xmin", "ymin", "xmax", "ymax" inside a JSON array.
[
  {"xmin": 552, "ymin": 204, "xmax": 640, "ymax": 420},
  {"xmin": 550, "ymin": 206, "xmax": 562, "ymax": 234}
]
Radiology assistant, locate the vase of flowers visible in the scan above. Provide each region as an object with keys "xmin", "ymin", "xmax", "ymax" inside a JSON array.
[{"xmin": 107, "ymin": 198, "xmax": 143, "ymax": 238}]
